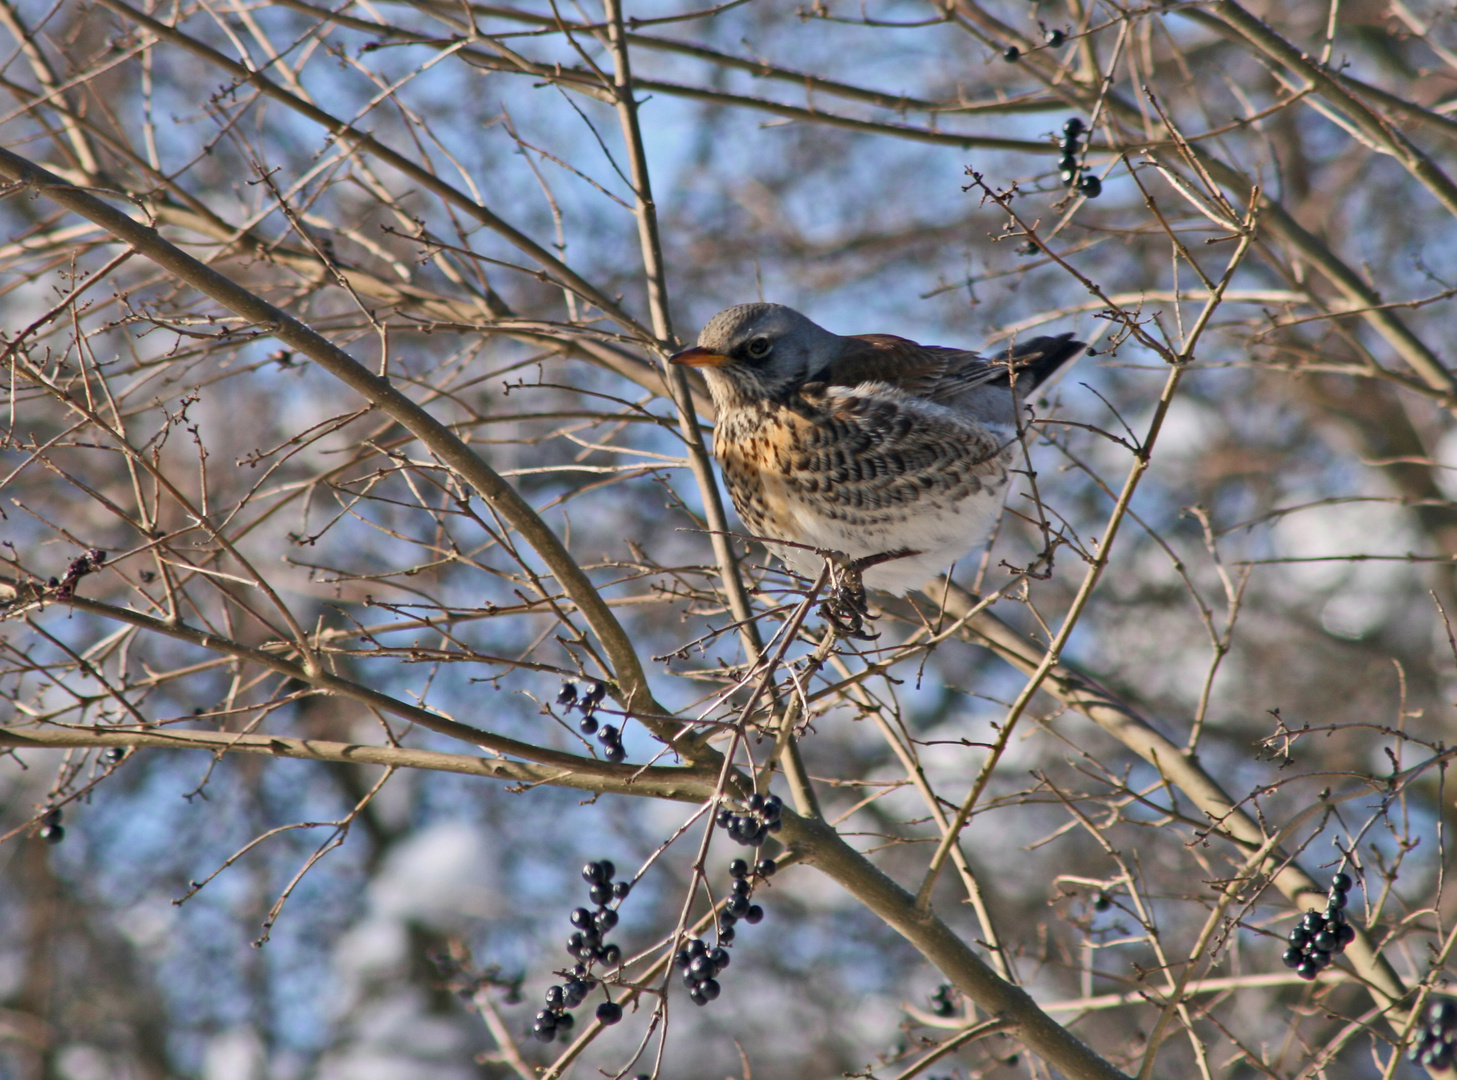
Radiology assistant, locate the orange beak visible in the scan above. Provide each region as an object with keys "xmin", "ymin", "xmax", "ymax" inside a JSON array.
[{"xmin": 669, "ymin": 345, "xmax": 730, "ymax": 368}]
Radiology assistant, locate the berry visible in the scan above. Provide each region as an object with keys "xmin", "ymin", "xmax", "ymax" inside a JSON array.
[
  {"xmin": 556, "ymin": 1011, "xmax": 575, "ymax": 1032},
  {"xmin": 745, "ymin": 904, "xmax": 764, "ymax": 924},
  {"xmin": 1059, "ymin": 167, "xmax": 1080, "ymax": 187},
  {"xmin": 756, "ymin": 858, "xmax": 777, "ymax": 877},
  {"xmin": 532, "ymin": 1023, "xmax": 556, "ymax": 1043},
  {"xmin": 718, "ymin": 925, "xmax": 736, "ymax": 944},
  {"xmin": 40, "ymin": 825, "xmax": 64, "ymax": 844},
  {"xmin": 612, "ymin": 880, "xmax": 631, "ymax": 900},
  {"xmin": 688, "ymin": 984, "xmax": 708, "ymax": 1006},
  {"xmin": 700, "ymin": 978, "xmax": 721, "ymax": 1000},
  {"xmin": 1003, "ymin": 45, "xmax": 1020, "ymax": 61},
  {"xmin": 708, "ymin": 947, "xmax": 729, "ymax": 972},
  {"xmin": 581, "ymin": 682, "xmax": 607, "ymax": 710},
  {"xmin": 589, "ymin": 883, "xmax": 612, "ymax": 906},
  {"xmin": 1331, "ymin": 872, "xmax": 1352, "ymax": 892},
  {"xmin": 687, "ymin": 937, "xmax": 707, "ymax": 955},
  {"xmin": 596, "ymin": 1001, "xmax": 623, "ymax": 1025},
  {"xmin": 545, "ymin": 985, "xmax": 565, "ymax": 1007},
  {"xmin": 557, "ymin": 683, "xmax": 578, "ymax": 706},
  {"xmin": 731, "ymin": 878, "xmax": 752, "ymax": 897},
  {"xmin": 583, "ymin": 862, "xmax": 608, "ymax": 884},
  {"xmin": 1288, "ymin": 927, "xmax": 1310, "ymax": 949},
  {"xmin": 1296, "ymin": 959, "xmax": 1318, "ymax": 981},
  {"xmin": 599, "ymin": 860, "xmax": 616, "ymax": 881},
  {"xmin": 1308, "ymin": 948, "xmax": 1331, "ymax": 969},
  {"xmin": 725, "ymin": 895, "xmax": 750, "ymax": 919},
  {"xmin": 103, "ymin": 748, "xmax": 125, "ymax": 764},
  {"xmin": 729, "ymin": 859, "xmax": 749, "ymax": 879},
  {"xmin": 718, "ymin": 912, "xmax": 737, "ymax": 930},
  {"xmin": 578, "ymin": 717, "xmax": 599, "ymax": 736},
  {"xmin": 1077, "ymin": 174, "xmax": 1103, "ymax": 198},
  {"xmin": 1337, "ymin": 923, "xmax": 1355, "ymax": 947},
  {"xmin": 747, "ymin": 793, "xmax": 765, "ymax": 812},
  {"xmin": 1312, "ymin": 930, "xmax": 1338, "ymax": 952},
  {"xmin": 604, "ymin": 745, "xmax": 626, "ymax": 764},
  {"xmin": 675, "ymin": 949, "xmax": 692, "ymax": 970},
  {"xmin": 715, "ymin": 808, "xmax": 733, "ymax": 829},
  {"xmin": 570, "ymin": 907, "xmax": 593, "ymax": 929},
  {"xmin": 1281, "ymin": 947, "xmax": 1303, "ymax": 969},
  {"xmin": 1045, "ymin": 28, "xmax": 1066, "ymax": 46},
  {"xmin": 594, "ymin": 908, "xmax": 619, "ymax": 932},
  {"xmin": 1326, "ymin": 889, "xmax": 1347, "ymax": 910},
  {"xmin": 597, "ymin": 725, "xmax": 619, "ymax": 745},
  {"xmin": 1063, "ymin": 117, "xmax": 1086, "ymax": 140},
  {"xmin": 1093, "ymin": 893, "xmax": 1112, "ymax": 911},
  {"xmin": 689, "ymin": 955, "xmax": 715, "ymax": 982},
  {"xmin": 41, "ymin": 808, "xmax": 61, "ymax": 828},
  {"xmin": 600, "ymin": 943, "xmax": 622, "ymax": 966}
]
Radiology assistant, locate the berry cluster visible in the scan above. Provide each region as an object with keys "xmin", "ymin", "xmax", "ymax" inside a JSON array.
[
  {"xmin": 533, "ymin": 860, "xmax": 632, "ymax": 1043},
  {"xmin": 929, "ymin": 983, "xmax": 958, "ymax": 1017},
  {"xmin": 49, "ymin": 548, "xmax": 107, "ymax": 600},
  {"xmin": 1057, "ymin": 118, "xmax": 1101, "ymax": 198},
  {"xmin": 1280, "ymin": 873, "xmax": 1356, "ymax": 981},
  {"xmin": 675, "ymin": 856, "xmax": 776, "ymax": 1006},
  {"xmin": 1409, "ymin": 998, "xmax": 1457, "ymax": 1071},
  {"xmin": 38, "ymin": 807, "xmax": 63, "ymax": 845},
  {"xmin": 557, "ymin": 681, "xmax": 623, "ymax": 763},
  {"xmin": 714, "ymin": 793, "xmax": 783, "ymax": 846}
]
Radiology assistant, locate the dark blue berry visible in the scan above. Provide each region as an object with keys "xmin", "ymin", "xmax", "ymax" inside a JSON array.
[
  {"xmin": 1312, "ymin": 930, "xmax": 1338, "ymax": 952},
  {"xmin": 556, "ymin": 1011, "xmax": 575, "ymax": 1032},
  {"xmin": 1077, "ymin": 174, "xmax": 1102, "ymax": 198},
  {"xmin": 1063, "ymin": 117, "xmax": 1085, "ymax": 140},
  {"xmin": 1326, "ymin": 889, "xmax": 1347, "ymax": 910},
  {"xmin": 725, "ymin": 895, "xmax": 750, "ymax": 919},
  {"xmin": 570, "ymin": 908, "xmax": 593, "ymax": 929},
  {"xmin": 589, "ymin": 883, "xmax": 612, "ymax": 906},
  {"xmin": 594, "ymin": 909, "xmax": 618, "ymax": 932},
  {"xmin": 700, "ymin": 978, "xmax": 721, "ymax": 1000},
  {"xmin": 545, "ymin": 985, "xmax": 565, "ymax": 1007},
  {"xmin": 718, "ymin": 925, "xmax": 736, "ymax": 944},
  {"xmin": 612, "ymin": 880, "xmax": 631, "ymax": 899},
  {"xmin": 597, "ymin": 725, "xmax": 619, "ymax": 745},
  {"xmin": 747, "ymin": 793, "xmax": 765, "ymax": 812},
  {"xmin": 1296, "ymin": 960, "xmax": 1319, "ymax": 981},
  {"xmin": 715, "ymin": 809, "xmax": 733, "ymax": 829},
  {"xmin": 689, "ymin": 984, "xmax": 708, "ymax": 1006},
  {"xmin": 40, "ymin": 825, "xmax": 64, "ymax": 844},
  {"xmin": 729, "ymin": 859, "xmax": 749, "ymax": 879},
  {"xmin": 1059, "ymin": 168, "xmax": 1080, "ymax": 187},
  {"xmin": 599, "ymin": 859, "xmax": 615, "ymax": 880},
  {"xmin": 745, "ymin": 904, "xmax": 764, "ymax": 924},
  {"xmin": 708, "ymin": 947, "xmax": 729, "ymax": 972},
  {"xmin": 557, "ymin": 683, "xmax": 578, "ymax": 706},
  {"xmin": 578, "ymin": 717, "xmax": 599, "ymax": 736},
  {"xmin": 689, "ymin": 955, "xmax": 715, "ymax": 982},
  {"xmin": 1288, "ymin": 927, "xmax": 1310, "ymax": 949},
  {"xmin": 731, "ymin": 878, "xmax": 752, "ymax": 896},
  {"xmin": 596, "ymin": 1001, "xmax": 622, "ymax": 1025},
  {"xmin": 756, "ymin": 858, "xmax": 777, "ymax": 877},
  {"xmin": 600, "ymin": 943, "xmax": 622, "ymax": 966},
  {"xmin": 1003, "ymin": 45, "xmax": 1020, "ymax": 61},
  {"xmin": 1045, "ymin": 28, "xmax": 1066, "ymax": 46},
  {"xmin": 687, "ymin": 938, "xmax": 707, "ymax": 956},
  {"xmin": 604, "ymin": 745, "xmax": 626, "ymax": 764},
  {"xmin": 583, "ymin": 862, "xmax": 608, "ymax": 884},
  {"xmin": 1281, "ymin": 947, "xmax": 1303, "ymax": 969},
  {"xmin": 1058, "ymin": 154, "xmax": 1078, "ymax": 173},
  {"xmin": 1331, "ymin": 872, "xmax": 1352, "ymax": 892}
]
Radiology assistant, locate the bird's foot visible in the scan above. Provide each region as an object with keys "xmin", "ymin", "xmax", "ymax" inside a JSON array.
[{"xmin": 816, "ymin": 548, "xmax": 919, "ymax": 640}]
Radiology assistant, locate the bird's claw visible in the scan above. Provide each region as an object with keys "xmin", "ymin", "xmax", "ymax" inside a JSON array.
[{"xmin": 815, "ymin": 548, "xmax": 917, "ymax": 639}]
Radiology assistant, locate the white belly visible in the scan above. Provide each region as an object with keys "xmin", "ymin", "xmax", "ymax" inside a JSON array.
[{"xmin": 764, "ymin": 486, "xmax": 1006, "ymax": 596}]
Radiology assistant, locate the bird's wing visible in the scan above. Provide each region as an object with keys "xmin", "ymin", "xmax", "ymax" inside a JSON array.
[{"xmin": 828, "ymin": 332, "xmax": 1083, "ymax": 403}]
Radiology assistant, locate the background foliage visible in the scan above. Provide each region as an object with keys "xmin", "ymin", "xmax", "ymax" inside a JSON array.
[{"xmin": 4, "ymin": 0, "xmax": 1457, "ymax": 1078}]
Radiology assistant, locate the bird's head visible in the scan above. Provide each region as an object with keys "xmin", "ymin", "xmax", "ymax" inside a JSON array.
[{"xmin": 670, "ymin": 303, "xmax": 841, "ymax": 407}]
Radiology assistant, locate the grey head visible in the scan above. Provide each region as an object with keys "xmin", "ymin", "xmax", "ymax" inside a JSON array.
[{"xmin": 669, "ymin": 303, "xmax": 844, "ymax": 406}]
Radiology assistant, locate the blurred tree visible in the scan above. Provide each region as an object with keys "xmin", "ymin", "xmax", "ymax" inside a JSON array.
[{"xmin": 3, "ymin": 1, "xmax": 1457, "ymax": 1078}]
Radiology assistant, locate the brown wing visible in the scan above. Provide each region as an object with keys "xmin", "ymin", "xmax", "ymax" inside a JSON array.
[{"xmin": 826, "ymin": 333, "xmax": 1082, "ymax": 403}]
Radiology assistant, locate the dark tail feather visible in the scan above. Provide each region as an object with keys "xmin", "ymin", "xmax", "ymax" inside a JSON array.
[{"xmin": 997, "ymin": 332, "xmax": 1085, "ymax": 391}]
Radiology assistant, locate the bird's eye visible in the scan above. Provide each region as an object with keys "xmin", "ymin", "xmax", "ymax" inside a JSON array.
[{"xmin": 746, "ymin": 337, "xmax": 771, "ymax": 358}]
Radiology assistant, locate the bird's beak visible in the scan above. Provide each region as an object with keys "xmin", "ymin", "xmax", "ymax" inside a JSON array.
[{"xmin": 669, "ymin": 345, "xmax": 730, "ymax": 368}]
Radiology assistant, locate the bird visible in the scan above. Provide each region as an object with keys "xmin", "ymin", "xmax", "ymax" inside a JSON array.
[{"xmin": 670, "ymin": 303, "xmax": 1084, "ymax": 606}]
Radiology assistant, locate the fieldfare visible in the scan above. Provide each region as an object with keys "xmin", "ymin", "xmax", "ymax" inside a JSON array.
[{"xmin": 670, "ymin": 303, "xmax": 1083, "ymax": 608}]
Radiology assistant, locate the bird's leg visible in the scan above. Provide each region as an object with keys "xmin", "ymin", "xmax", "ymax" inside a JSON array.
[
  {"xmin": 819, "ymin": 551, "xmax": 872, "ymax": 639},
  {"xmin": 817, "ymin": 547, "xmax": 919, "ymax": 639}
]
